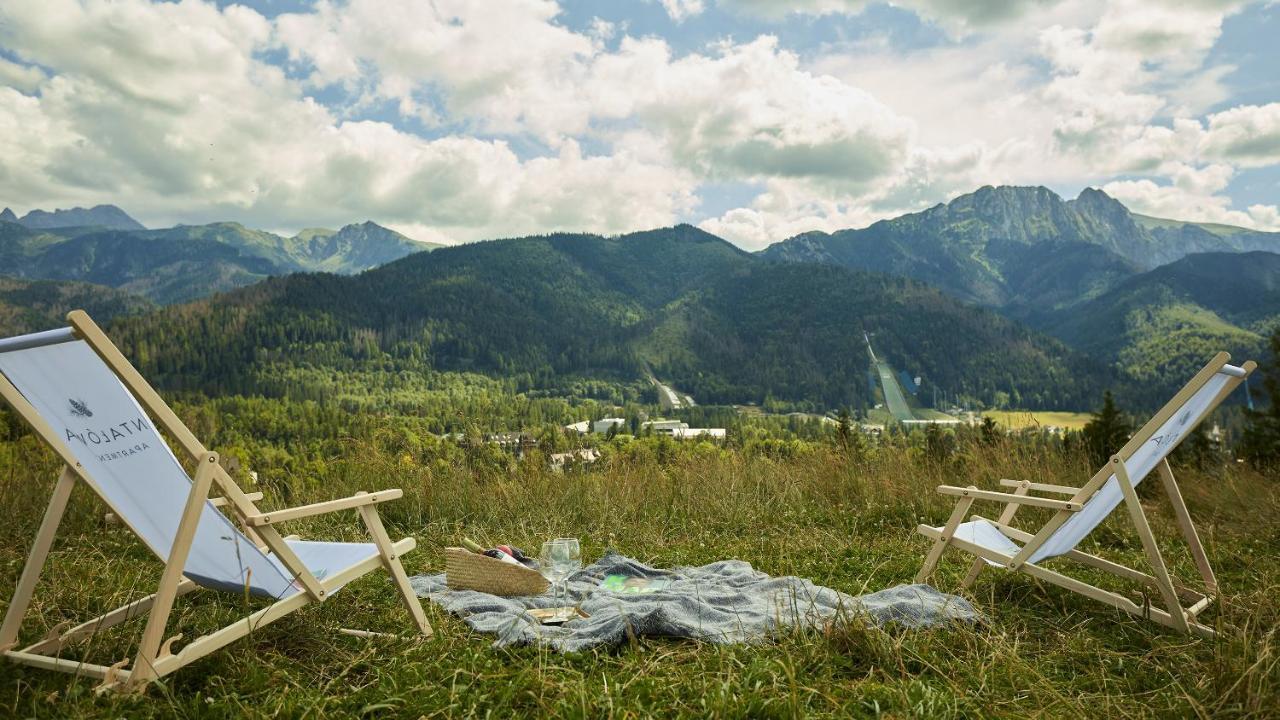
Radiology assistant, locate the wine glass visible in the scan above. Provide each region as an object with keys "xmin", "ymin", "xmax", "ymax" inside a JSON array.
[
  {"xmin": 553, "ymin": 538, "xmax": 581, "ymax": 606},
  {"xmin": 539, "ymin": 540, "xmax": 570, "ymax": 609}
]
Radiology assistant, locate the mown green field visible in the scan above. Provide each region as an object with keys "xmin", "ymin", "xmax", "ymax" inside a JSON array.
[
  {"xmin": 984, "ymin": 410, "xmax": 1094, "ymax": 431},
  {"xmin": 0, "ymin": 427, "xmax": 1276, "ymax": 718}
]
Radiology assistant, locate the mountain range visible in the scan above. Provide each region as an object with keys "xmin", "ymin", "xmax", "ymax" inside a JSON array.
[
  {"xmin": 106, "ymin": 224, "xmax": 1106, "ymax": 411},
  {"xmin": 1, "ymin": 188, "xmax": 1275, "ymax": 412},
  {"xmin": 0, "ymin": 203, "xmax": 146, "ymax": 232},
  {"xmin": 761, "ymin": 186, "xmax": 1280, "ymax": 313},
  {"xmin": 0, "ymin": 206, "xmax": 438, "ymax": 303},
  {"xmin": 760, "ymin": 185, "xmax": 1279, "ymax": 404}
]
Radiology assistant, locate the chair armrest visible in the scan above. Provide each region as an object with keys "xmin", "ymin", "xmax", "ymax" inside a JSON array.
[
  {"xmin": 998, "ymin": 479, "xmax": 1081, "ymax": 496},
  {"xmin": 210, "ymin": 491, "xmax": 263, "ymax": 509},
  {"xmin": 244, "ymin": 489, "xmax": 403, "ymax": 526},
  {"xmin": 936, "ymin": 485, "xmax": 1081, "ymax": 511}
]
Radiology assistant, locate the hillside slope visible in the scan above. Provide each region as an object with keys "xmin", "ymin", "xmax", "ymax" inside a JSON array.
[
  {"xmin": 0, "ymin": 219, "xmax": 436, "ymax": 303},
  {"xmin": 638, "ymin": 262, "xmax": 1104, "ymax": 410},
  {"xmin": 1041, "ymin": 251, "xmax": 1280, "ymax": 404},
  {"xmin": 0, "ymin": 277, "xmax": 153, "ymax": 336},
  {"xmin": 759, "ymin": 186, "xmax": 1280, "ymax": 317},
  {"xmin": 105, "ymin": 226, "xmax": 1107, "ymax": 410}
]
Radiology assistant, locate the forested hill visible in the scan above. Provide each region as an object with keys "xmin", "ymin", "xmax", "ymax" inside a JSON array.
[
  {"xmin": 0, "ymin": 277, "xmax": 153, "ymax": 337},
  {"xmin": 107, "ymin": 225, "xmax": 1109, "ymax": 411},
  {"xmin": 0, "ymin": 217, "xmax": 438, "ymax": 304},
  {"xmin": 759, "ymin": 186, "xmax": 1280, "ymax": 317},
  {"xmin": 1039, "ymin": 251, "xmax": 1280, "ymax": 406}
]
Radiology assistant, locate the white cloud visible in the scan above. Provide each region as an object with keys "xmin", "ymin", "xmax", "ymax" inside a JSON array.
[
  {"xmin": 718, "ymin": 0, "xmax": 1051, "ymax": 32},
  {"xmin": 275, "ymin": 4, "xmax": 919, "ymax": 190},
  {"xmin": 698, "ymin": 179, "xmax": 881, "ymax": 251},
  {"xmin": 699, "ymin": 141, "xmax": 995, "ymax": 250},
  {"xmin": 1200, "ymin": 103, "xmax": 1280, "ymax": 167},
  {"xmin": 588, "ymin": 17, "xmax": 617, "ymax": 41},
  {"xmin": 267, "ymin": 0, "xmax": 924, "ymax": 226},
  {"xmin": 1102, "ymin": 163, "xmax": 1280, "ymax": 230},
  {"xmin": 1032, "ymin": 1, "xmax": 1248, "ymax": 174},
  {"xmin": 1247, "ymin": 203, "xmax": 1280, "ymax": 228},
  {"xmin": 0, "ymin": 0, "xmax": 695, "ymax": 240},
  {"xmin": 275, "ymin": 0, "xmax": 597, "ymax": 139},
  {"xmin": 588, "ymin": 36, "xmax": 914, "ymax": 192},
  {"xmin": 659, "ymin": 0, "xmax": 706, "ymax": 22},
  {"xmin": 0, "ymin": 0, "xmax": 1277, "ymax": 249},
  {"xmin": 0, "ymin": 57, "xmax": 45, "ymax": 92}
]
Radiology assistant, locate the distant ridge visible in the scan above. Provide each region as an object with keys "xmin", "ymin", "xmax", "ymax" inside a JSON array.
[
  {"xmin": 0, "ymin": 217, "xmax": 435, "ymax": 303},
  {"xmin": 9, "ymin": 204, "xmax": 146, "ymax": 231},
  {"xmin": 760, "ymin": 185, "xmax": 1280, "ymax": 315}
]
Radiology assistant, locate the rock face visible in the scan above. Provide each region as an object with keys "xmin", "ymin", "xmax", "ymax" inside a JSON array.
[
  {"xmin": 291, "ymin": 221, "xmax": 437, "ymax": 273},
  {"xmin": 15, "ymin": 204, "xmax": 146, "ymax": 231},
  {"xmin": 0, "ymin": 217, "xmax": 434, "ymax": 304},
  {"xmin": 0, "ymin": 208, "xmax": 18, "ymax": 223},
  {"xmin": 760, "ymin": 185, "xmax": 1280, "ymax": 312}
]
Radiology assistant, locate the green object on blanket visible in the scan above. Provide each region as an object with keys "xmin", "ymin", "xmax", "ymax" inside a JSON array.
[{"xmin": 599, "ymin": 574, "xmax": 673, "ymax": 593}]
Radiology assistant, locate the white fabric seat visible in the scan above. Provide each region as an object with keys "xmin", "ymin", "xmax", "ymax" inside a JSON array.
[
  {"xmin": 939, "ymin": 519, "xmax": 1021, "ymax": 566},
  {"xmin": 273, "ymin": 540, "xmax": 381, "ymax": 591},
  {"xmin": 1029, "ymin": 367, "xmax": 1235, "ymax": 563}
]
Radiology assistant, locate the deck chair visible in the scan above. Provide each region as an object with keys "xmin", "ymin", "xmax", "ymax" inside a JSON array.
[
  {"xmin": 915, "ymin": 353, "xmax": 1254, "ymax": 639},
  {"xmin": 0, "ymin": 311, "xmax": 432, "ymax": 692}
]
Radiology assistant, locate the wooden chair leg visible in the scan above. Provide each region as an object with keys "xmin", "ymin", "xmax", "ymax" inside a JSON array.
[
  {"xmin": 0, "ymin": 466, "xmax": 76, "ymax": 651},
  {"xmin": 916, "ymin": 492, "xmax": 975, "ymax": 584},
  {"xmin": 127, "ymin": 453, "xmax": 218, "ymax": 687},
  {"xmin": 1158, "ymin": 460, "xmax": 1218, "ymax": 595},
  {"xmin": 357, "ymin": 500, "xmax": 432, "ymax": 637},
  {"xmin": 961, "ymin": 558, "xmax": 985, "ymax": 589},
  {"xmin": 1114, "ymin": 458, "xmax": 1190, "ymax": 635}
]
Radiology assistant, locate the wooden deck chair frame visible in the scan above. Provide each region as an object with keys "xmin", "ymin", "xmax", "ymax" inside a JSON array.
[
  {"xmin": 915, "ymin": 352, "xmax": 1255, "ymax": 639},
  {"xmin": 0, "ymin": 311, "xmax": 433, "ymax": 693}
]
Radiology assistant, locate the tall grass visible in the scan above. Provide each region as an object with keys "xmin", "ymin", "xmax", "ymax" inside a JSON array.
[{"xmin": 0, "ymin": 431, "xmax": 1276, "ymax": 718}]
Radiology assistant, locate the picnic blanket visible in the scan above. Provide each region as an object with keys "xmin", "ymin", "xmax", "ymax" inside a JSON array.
[{"xmin": 409, "ymin": 552, "xmax": 980, "ymax": 652}]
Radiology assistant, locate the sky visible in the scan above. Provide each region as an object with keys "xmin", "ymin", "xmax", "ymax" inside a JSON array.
[{"xmin": 1, "ymin": 1, "xmax": 1278, "ymax": 250}]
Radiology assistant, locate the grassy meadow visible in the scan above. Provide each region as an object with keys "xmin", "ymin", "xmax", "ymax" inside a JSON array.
[
  {"xmin": 0, "ymin": 425, "xmax": 1277, "ymax": 718},
  {"xmin": 983, "ymin": 411, "xmax": 1094, "ymax": 431}
]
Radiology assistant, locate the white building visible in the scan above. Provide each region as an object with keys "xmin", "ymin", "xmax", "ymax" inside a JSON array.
[
  {"xmin": 669, "ymin": 427, "xmax": 726, "ymax": 440},
  {"xmin": 593, "ymin": 417, "xmax": 626, "ymax": 434},
  {"xmin": 563, "ymin": 417, "xmax": 627, "ymax": 434},
  {"xmin": 642, "ymin": 420, "xmax": 725, "ymax": 440}
]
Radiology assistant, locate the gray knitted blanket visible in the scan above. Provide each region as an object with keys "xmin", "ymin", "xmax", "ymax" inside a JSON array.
[{"xmin": 409, "ymin": 552, "xmax": 980, "ymax": 652}]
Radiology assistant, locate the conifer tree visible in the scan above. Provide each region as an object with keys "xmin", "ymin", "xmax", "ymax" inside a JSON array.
[
  {"xmin": 836, "ymin": 408, "xmax": 853, "ymax": 446},
  {"xmin": 979, "ymin": 416, "xmax": 1001, "ymax": 446},
  {"xmin": 1082, "ymin": 390, "xmax": 1132, "ymax": 465},
  {"xmin": 1241, "ymin": 327, "xmax": 1280, "ymax": 469}
]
